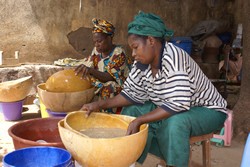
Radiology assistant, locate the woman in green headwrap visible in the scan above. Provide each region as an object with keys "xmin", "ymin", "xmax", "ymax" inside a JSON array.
[{"xmin": 81, "ymin": 12, "xmax": 228, "ymax": 167}]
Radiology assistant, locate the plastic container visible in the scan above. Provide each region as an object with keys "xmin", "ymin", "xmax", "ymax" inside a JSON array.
[
  {"xmin": 8, "ymin": 117, "xmax": 65, "ymax": 150},
  {"xmin": 39, "ymin": 98, "xmax": 49, "ymax": 118},
  {"xmin": 33, "ymin": 96, "xmax": 49, "ymax": 118},
  {"xmin": 232, "ymin": 38, "xmax": 242, "ymax": 49},
  {"xmin": 47, "ymin": 109, "xmax": 67, "ymax": 118},
  {"xmin": 0, "ymin": 99, "xmax": 24, "ymax": 121},
  {"xmin": 241, "ymin": 133, "xmax": 250, "ymax": 167},
  {"xmin": 0, "ymin": 51, "xmax": 3, "ymax": 65},
  {"xmin": 3, "ymin": 146, "xmax": 74, "ymax": 167},
  {"xmin": 170, "ymin": 37, "xmax": 193, "ymax": 55},
  {"xmin": 217, "ymin": 32, "xmax": 232, "ymax": 44}
]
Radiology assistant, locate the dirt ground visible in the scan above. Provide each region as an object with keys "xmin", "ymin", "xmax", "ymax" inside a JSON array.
[{"xmin": 0, "ymin": 86, "xmax": 246, "ymax": 167}]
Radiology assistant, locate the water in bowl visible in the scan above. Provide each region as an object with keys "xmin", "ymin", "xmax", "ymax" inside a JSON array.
[{"xmin": 80, "ymin": 128, "xmax": 127, "ymax": 138}]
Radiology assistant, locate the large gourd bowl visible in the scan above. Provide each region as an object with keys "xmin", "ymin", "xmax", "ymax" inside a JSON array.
[
  {"xmin": 58, "ymin": 111, "xmax": 148, "ymax": 167},
  {"xmin": 0, "ymin": 76, "xmax": 33, "ymax": 102},
  {"xmin": 37, "ymin": 83, "xmax": 95, "ymax": 112},
  {"xmin": 44, "ymin": 69, "xmax": 92, "ymax": 92},
  {"xmin": 37, "ymin": 69, "xmax": 95, "ymax": 112}
]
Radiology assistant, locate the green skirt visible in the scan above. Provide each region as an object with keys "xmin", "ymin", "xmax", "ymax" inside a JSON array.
[{"xmin": 121, "ymin": 101, "xmax": 227, "ymax": 167}]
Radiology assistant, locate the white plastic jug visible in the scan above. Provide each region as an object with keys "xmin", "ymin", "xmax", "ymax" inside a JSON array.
[
  {"xmin": 241, "ymin": 133, "xmax": 250, "ymax": 167},
  {"xmin": 0, "ymin": 51, "xmax": 3, "ymax": 65}
]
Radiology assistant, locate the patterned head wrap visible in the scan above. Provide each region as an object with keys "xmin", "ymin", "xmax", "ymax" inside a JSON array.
[
  {"xmin": 128, "ymin": 11, "xmax": 174, "ymax": 38},
  {"xmin": 92, "ymin": 18, "xmax": 115, "ymax": 36}
]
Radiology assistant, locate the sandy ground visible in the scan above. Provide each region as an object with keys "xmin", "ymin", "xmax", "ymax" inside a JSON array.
[{"xmin": 0, "ymin": 103, "xmax": 246, "ymax": 167}]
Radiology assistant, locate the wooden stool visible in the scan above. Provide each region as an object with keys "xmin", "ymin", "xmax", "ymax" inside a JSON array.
[
  {"xmin": 189, "ymin": 133, "xmax": 213, "ymax": 167},
  {"xmin": 157, "ymin": 133, "xmax": 213, "ymax": 167}
]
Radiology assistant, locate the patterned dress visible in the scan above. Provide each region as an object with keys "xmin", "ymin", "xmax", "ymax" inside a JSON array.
[{"xmin": 84, "ymin": 45, "xmax": 131, "ymax": 113}]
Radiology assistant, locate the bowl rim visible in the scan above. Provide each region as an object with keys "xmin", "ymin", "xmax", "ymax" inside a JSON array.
[
  {"xmin": 37, "ymin": 83, "xmax": 95, "ymax": 93},
  {"xmin": 62, "ymin": 111, "xmax": 149, "ymax": 140},
  {"xmin": 0, "ymin": 76, "xmax": 32, "ymax": 86},
  {"xmin": 0, "ymin": 98, "xmax": 25, "ymax": 104}
]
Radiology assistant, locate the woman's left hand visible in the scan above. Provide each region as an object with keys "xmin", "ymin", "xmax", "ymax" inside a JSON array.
[
  {"xmin": 125, "ymin": 107, "xmax": 171, "ymax": 135},
  {"xmin": 126, "ymin": 119, "xmax": 142, "ymax": 135}
]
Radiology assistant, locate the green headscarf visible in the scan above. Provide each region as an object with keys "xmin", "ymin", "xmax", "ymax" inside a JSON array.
[{"xmin": 128, "ymin": 11, "xmax": 174, "ymax": 38}]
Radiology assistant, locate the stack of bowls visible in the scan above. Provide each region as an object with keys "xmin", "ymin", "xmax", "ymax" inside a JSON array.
[
  {"xmin": 0, "ymin": 76, "xmax": 33, "ymax": 121},
  {"xmin": 37, "ymin": 69, "xmax": 95, "ymax": 116}
]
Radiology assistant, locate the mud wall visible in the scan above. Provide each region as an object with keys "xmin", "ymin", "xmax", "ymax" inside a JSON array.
[{"xmin": 0, "ymin": 0, "xmax": 243, "ymax": 64}]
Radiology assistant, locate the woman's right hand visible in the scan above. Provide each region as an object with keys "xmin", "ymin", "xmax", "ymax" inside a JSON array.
[
  {"xmin": 80, "ymin": 101, "xmax": 101, "ymax": 117},
  {"xmin": 74, "ymin": 64, "xmax": 91, "ymax": 78}
]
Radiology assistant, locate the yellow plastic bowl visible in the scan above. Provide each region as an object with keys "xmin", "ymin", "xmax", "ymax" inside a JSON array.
[
  {"xmin": 0, "ymin": 76, "xmax": 33, "ymax": 102},
  {"xmin": 37, "ymin": 83, "xmax": 95, "ymax": 112},
  {"xmin": 39, "ymin": 98, "xmax": 49, "ymax": 118},
  {"xmin": 59, "ymin": 111, "xmax": 148, "ymax": 167}
]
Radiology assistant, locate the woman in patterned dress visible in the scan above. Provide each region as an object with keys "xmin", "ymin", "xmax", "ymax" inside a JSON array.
[{"xmin": 75, "ymin": 18, "xmax": 131, "ymax": 113}]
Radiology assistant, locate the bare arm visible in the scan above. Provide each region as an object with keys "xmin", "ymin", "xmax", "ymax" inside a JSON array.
[
  {"xmin": 75, "ymin": 64, "xmax": 114, "ymax": 82},
  {"xmin": 82, "ymin": 93, "xmax": 172, "ymax": 135},
  {"xmin": 89, "ymin": 67, "xmax": 115, "ymax": 82},
  {"xmin": 81, "ymin": 94, "xmax": 132, "ymax": 116},
  {"xmin": 221, "ymin": 44, "xmax": 231, "ymax": 71}
]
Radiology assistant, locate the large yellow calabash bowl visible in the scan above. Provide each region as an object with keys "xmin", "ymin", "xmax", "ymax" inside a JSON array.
[
  {"xmin": 59, "ymin": 111, "xmax": 148, "ymax": 167},
  {"xmin": 64, "ymin": 111, "xmax": 129, "ymax": 133},
  {"xmin": 45, "ymin": 69, "xmax": 92, "ymax": 92},
  {"xmin": 0, "ymin": 76, "xmax": 33, "ymax": 102},
  {"xmin": 37, "ymin": 83, "xmax": 95, "ymax": 112}
]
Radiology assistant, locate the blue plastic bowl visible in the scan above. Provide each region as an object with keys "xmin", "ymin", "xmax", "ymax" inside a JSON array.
[
  {"xmin": 3, "ymin": 146, "xmax": 74, "ymax": 167},
  {"xmin": 47, "ymin": 109, "xmax": 67, "ymax": 118}
]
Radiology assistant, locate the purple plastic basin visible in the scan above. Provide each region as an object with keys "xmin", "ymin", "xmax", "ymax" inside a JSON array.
[
  {"xmin": 0, "ymin": 99, "xmax": 24, "ymax": 121},
  {"xmin": 46, "ymin": 109, "xmax": 67, "ymax": 118}
]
